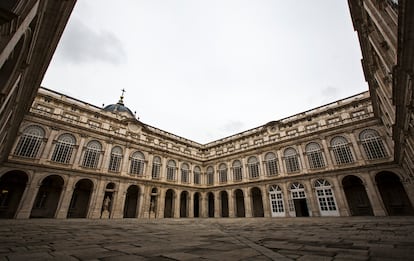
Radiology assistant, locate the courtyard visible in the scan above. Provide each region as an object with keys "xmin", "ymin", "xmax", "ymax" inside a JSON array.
[{"xmin": 0, "ymin": 217, "xmax": 413, "ymax": 261}]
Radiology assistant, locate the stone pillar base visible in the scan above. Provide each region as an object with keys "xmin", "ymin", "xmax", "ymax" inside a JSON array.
[{"xmin": 101, "ymin": 210, "xmax": 110, "ymax": 219}]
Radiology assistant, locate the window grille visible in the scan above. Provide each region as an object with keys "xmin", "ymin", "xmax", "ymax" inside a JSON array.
[
  {"xmin": 264, "ymin": 152, "xmax": 278, "ymax": 176},
  {"xmin": 151, "ymin": 156, "xmax": 161, "ymax": 179},
  {"xmin": 284, "ymin": 148, "xmax": 300, "ymax": 173},
  {"xmin": 206, "ymin": 166, "xmax": 214, "ymax": 185},
  {"xmin": 51, "ymin": 134, "xmax": 76, "ymax": 164},
  {"xmin": 359, "ymin": 129, "xmax": 387, "ymax": 159},
  {"xmin": 331, "ymin": 136, "xmax": 354, "ymax": 164},
  {"xmin": 193, "ymin": 166, "xmax": 201, "ymax": 184},
  {"xmin": 14, "ymin": 125, "xmax": 45, "ymax": 158},
  {"xmin": 130, "ymin": 151, "xmax": 145, "ymax": 175},
  {"xmin": 181, "ymin": 163, "xmax": 189, "ymax": 183},
  {"xmin": 305, "ymin": 142, "xmax": 325, "ymax": 169},
  {"xmin": 166, "ymin": 160, "xmax": 176, "ymax": 181},
  {"xmin": 232, "ymin": 160, "xmax": 243, "ymax": 181},
  {"xmin": 82, "ymin": 140, "xmax": 102, "ymax": 168},
  {"xmin": 218, "ymin": 163, "xmax": 227, "ymax": 183},
  {"xmin": 314, "ymin": 179, "xmax": 338, "ymax": 213},
  {"xmin": 269, "ymin": 185, "xmax": 284, "ymax": 215},
  {"xmin": 108, "ymin": 146, "xmax": 123, "ymax": 172},
  {"xmin": 248, "ymin": 156, "xmax": 260, "ymax": 178}
]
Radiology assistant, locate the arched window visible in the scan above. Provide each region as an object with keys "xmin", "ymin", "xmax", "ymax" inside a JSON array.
[
  {"xmin": 264, "ymin": 152, "xmax": 278, "ymax": 176},
  {"xmin": 305, "ymin": 142, "xmax": 325, "ymax": 169},
  {"xmin": 51, "ymin": 133, "xmax": 76, "ymax": 164},
  {"xmin": 359, "ymin": 129, "xmax": 387, "ymax": 159},
  {"xmin": 151, "ymin": 156, "xmax": 161, "ymax": 179},
  {"xmin": 206, "ymin": 166, "xmax": 214, "ymax": 185},
  {"xmin": 232, "ymin": 160, "xmax": 243, "ymax": 181},
  {"xmin": 331, "ymin": 136, "xmax": 354, "ymax": 164},
  {"xmin": 269, "ymin": 185, "xmax": 285, "ymax": 217},
  {"xmin": 181, "ymin": 163, "xmax": 190, "ymax": 183},
  {"xmin": 166, "ymin": 160, "xmax": 176, "ymax": 181},
  {"xmin": 130, "ymin": 151, "xmax": 145, "ymax": 176},
  {"xmin": 248, "ymin": 156, "xmax": 260, "ymax": 179},
  {"xmin": 193, "ymin": 166, "xmax": 201, "ymax": 184},
  {"xmin": 284, "ymin": 148, "xmax": 300, "ymax": 173},
  {"xmin": 218, "ymin": 163, "xmax": 227, "ymax": 183},
  {"xmin": 108, "ymin": 146, "xmax": 123, "ymax": 172},
  {"xmin": 14, "ymin": 125, "xmax": 45, "ymax": 158},
  {"xmin": 82, "ymin": 140, "xmax": 102, "ymax": 168},
  {"xmin": 314, "ymin": 179, "xmax": 339, "ymax": 216}
]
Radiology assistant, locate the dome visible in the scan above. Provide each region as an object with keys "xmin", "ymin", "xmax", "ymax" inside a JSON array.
[{"xmin": 103, "ymin": 95, "xmax": 135, "ymax": 118}]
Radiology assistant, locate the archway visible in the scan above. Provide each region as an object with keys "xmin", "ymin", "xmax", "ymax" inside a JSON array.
[
  {"xmin": 193, "ymin": 192, "xmax": 200, "ymax": 217},
  {"xmin": 180, "ymin": 191, "xmax": 188, "ymax": 218},
  {"xmin": 251, "ymin": 187, "xmax": 264, "ymax": 217},
  {"xmin": 208, "ymin": 192, "xmax": 214, "ymax": 217},
  {"xmin": 342, "ymin": 175, "xmax": 373, "ymax": 216},
  {"xmin": 220, "ymin": 191, "xmax": 229, "ymax": 217},
  {"xmin": 234, "ymin": 189, "xmax": 245, "ymax": 217},
  {"xmin": 376, "ymin": 172, "xmax": 414, "ymax": 215},
  {"xmin": 67, "ymin": 179, "xmax": 93, "ymax": 218},
  {"xmin": 123, "ymin": 185, "xmax": 139, "ymax": 218},
  {"xmin": 30, "ymin": 175, "xmax": 64, "ymax": 218},
  {"xmin": 0, "ymin": 171, "xmax": 28, "ymax": 219},
  {"xmin": 164, "ymin": 189, "xmax": 174, "ymax": 218},
  {"xmin": 101, "ymin": 183, "xmax": 115, "ymax": 218}
]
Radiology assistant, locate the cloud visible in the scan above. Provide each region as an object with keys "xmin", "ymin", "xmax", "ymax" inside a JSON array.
[{"xmin": 57, "ymin": 18, "xmax": 126, "ymax": 65}]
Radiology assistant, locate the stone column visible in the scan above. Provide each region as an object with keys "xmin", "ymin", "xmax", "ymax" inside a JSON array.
[
  {"xmin": 348, "ymin": 132, "xmax": 364, "ymax": 162},
  {"xmin": 364, "ymin": 173, "xmax": 386, "ymax": 216},
  {"xmin": 121, "ymin": 147, "xmax": 131, "ymax": 175},
  {"xmin": 55, "ymin": 176, "xmax": 76, "ymax": 218},
  {"xmin": 111, "ymin": 182, "xmax": 127, "ymax": 219},
  {"xmin": 304, "ymin": 179, "xmax": 319, "ymax": 217},
  {"xmin": 15, "ymin": 174, "xmax": 40, "ymax": 219},
  {"xmin": 214, "ymin": 191, "xmax": 220, "ymax": 217},
  {"xmin": 40, "ymin": 129, "xmax": 59, "ymax": 160},
  {"xmin": 157, "ymin": 188, "xmax": 166, "ymax": 218},
  {"xmin": 243, "ymin": 188, "xmax": 252, "ymax": 218},
  {"xmin": 137, "ymin": 187, "xmax": 146, "ymax": 218},
  {"xmin": 73, "ymin": 136, "xmax": 86, "ymax": 167},
  {"xmin": 257, "ymin": 154, "xmax": 265, "ymax": 180},
  {"xmin": 330, "ymin": 176, "xmax": 350, "ymax": 216},
  {"xmin": 281, "ymin": 183, "xmax": 291, "ymax": 217},
  {"xmin": 90, "ymin": 179, "xmax": 106, "ymax": 218},
  {"xmin": 142, "ymin": 186, "xmax": 152, "ymax": 218},
  {"xmin": 228, "ymin": 189, "xmax": 235, "ymax": 217},
  {"xmin": 201, "ymin": 192, "xmax": 208, "ymax": 218},
  {"xmin": 188, "ymin": 192, "xmax": 194, "ymax": 218},
  {"xmin": 174, "ymin": 189, "xmax": 181, "ymax": 218},
  {"xmin": 297, "ymin": 145, "xmax": 308, "ymax": 173},
  {"xmin": 261, "ymin": 185, "xmax": 271, "ymax": 217},
  {"xmin": 321, "ymin": 139, "xmax": 334, "ymax": 170}
]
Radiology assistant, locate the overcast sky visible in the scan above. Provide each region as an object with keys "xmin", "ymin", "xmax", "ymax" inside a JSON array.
[{"xmin": 42, "ymin": 0, "xmax": 367, "ymax": 144}]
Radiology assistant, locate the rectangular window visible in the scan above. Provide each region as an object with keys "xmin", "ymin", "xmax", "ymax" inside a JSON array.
[
  {"xmin": 193, "ymin": 172, "xmax": 201, "ymax": 184},
  {"xmin": 130, "ymin": 159, "xmax": 144, "ymax": 175},
  {"xmin": 248, "ymin": 163, "xmax": 260, "ymax": 179},
  {"xmin": 108, "ymin": 154, "xmax": 122, "ymax": 172},
  {"xmin": 181, "ymin": 170, "xmax": 189, "ymax": 183},
  {"xmin": 82, "ymin": 149, "xmax": 100, "ymax": 168},
  {"xmin": 332, "ymin": 145, "xmax": 354, "ymax": 164},
  {"xmin": 307, "ymin": 151, "xmax": 325, "ymax": 169},
  {"xmin": 207, "ymin": 173, "xmax": 214, "ymax": 185},
  {"xmin": 285, "ymin": 156, "xmax": 300, "ymax": 173},
  {"xmin": 51, "ymin": 142, "xmax": 73, "ymax": 164},
  {"xmin": 233, "ymin": 167, "xmax": 243, "ymax": 181},
  {"xmin": 151, "ymin": 163, "xmax": 161, "ymax": 179},
  {"xmin": 167, "ymin": 167, "xmax": 175, "ymax": 181},
  {"xmin": 265, "ymin": 159, "xmax": 278, "ymax": 176},
  {"xmin": 219, "ymin": 169, "xmax": 227, "ymax": 183}
]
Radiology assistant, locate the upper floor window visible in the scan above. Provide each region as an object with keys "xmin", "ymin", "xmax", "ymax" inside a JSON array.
[
  {"xmin": 14, "ymin": 125, "xmax": 45, "ymax": 158},
  {"xmin": 151, "ymin": 156, "xmax": 161, "ymax": 179},
  {"xmin": 181, "ymin": 163, "xmax": 190, "ymax": 183},
  {"xmin": 166, "ymin": 160, "xmax": 176, "ymax": 181},
  {"xmin": 331, "ymin": 136, "xmax": 354, "ymax": 165},
  {"xmin": 130, "ymin": 151, "xmax": 145, "ymax": 176},
  {"xmin": 264, "ymin": 152, "xmax": 278, "ymax": 176},
  {"xmin": 284, "ymin": 147, "xmax": 300, "ymax": 173},
  {"xmin": 193, "ymin": 166, "xmax": 201, "ymax": 185},
  {"xmin": 359, "ymin": 129, "xmax": 388, "ymax": 160},
  {"xmin": 82, "ymin": 140, "xmax": 102, "ymax": 168},
  {"xmin": 218, "ymin": 163, "xmax": 228, "ymax": 183},
  {"xmin": 206, "ymin": 166, "xmax": 214, "ymax": 185},
  {"xmin": 305, "ymin": 142, "xmax": 325, "ymax": 169},
  {"xmin": 247, "ymin": 156, "xmax": 260, "ymax": 179},
  {"xmin": 51, "ymin": 133, "xmax": 76, "ymax": 164},
  {"xmin": 108, "ymin": 146, "xmax": 123, "ymax": 172},
  {"xmin": 232, "ymin": 160, "xmax": 243, "ymax": 181}
]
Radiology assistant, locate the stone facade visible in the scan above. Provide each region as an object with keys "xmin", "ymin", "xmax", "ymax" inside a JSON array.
[{"xmin": 1, "ymin": 87, "xmax": 413, "ymax": 219}]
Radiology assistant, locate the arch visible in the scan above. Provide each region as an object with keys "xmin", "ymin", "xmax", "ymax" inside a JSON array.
[
  {"xmin": 234, "ymin": 189, "xmax": 245, "ymax": 217},
  {"xmin": 0, "ymin": 171, "xmax": 28, "ymax": 218},
  {"xmin": 30, "ymin": 175, "xmax": 64, "ymax": 218},
  {"xmin": 247, "ymin": 156, "xmax": 260, "ymax": 179},
  {"xmin": 67, "ymin": 179, "xmax": 93, "ymax": 218},
  {"xmin": 208, "ymin": 192, "xmax": 214, "ymax": 217},
  {"xmin": 305, "ymin": 142, "xmax": 325, "ymax": 169},
  {"xmin": 330, "ymin": 136, "xmax": 348, "ymax": 146},
  {"xmin": 124, "ymin": 185, "xmax": 139, "ymax": 218},
  {"xmin": 101, "ymin": 182, "xmax": 116, "ymax": 218},
  {"xmin": 359, "ymin": 129, "xmax": 388, "ymax": 159},
  {"xmin": 284, "ymin": 147, "xmax": 300, "ymax": 173},
  {"xmin": 220, "ymin": 191, "xmax": 229, "ymax": 217},
  {"xmin": 82, "ymin": 140, "xmax": 102, "ymax": 168},
  {"xmin": 130, "ymin": 151, "xmax": 145, "ymax": 176},
  {"xmin": 193, "ymin": 192, "xmax": 201, "ymax": 217},
  {"xmin": 375, "ymin": 172, "xmax": 414, "ymax": 215},
  {"xmin": 108, "ymin": 146, "xmax": 123, "ymax": 172},
  {"xmin": 331, "ymin": 136, "xmax": 354, "ymax": 164},
  {"xmin": 289, "ymin": 182, "xmax": 309, "ymax": 217},
  {"xmin": 51, "ymin": 133, "xmax": 76, "ymax": 164},
  {"xmin": 14, "ymin": 125, "xmax": 45, "ymax": 158},
  {"xmin": 180, "ymin": 191, "xmax": 189, "ymax": 218},
  {"xmin": 251, "ymin": 187, "xmax": 264, "ymax": 217},
  {"xmin": 164, "ymin": 189, "xmax": 174, "ymax": 218},
  {"xmin": 342, "ymin": 175, "xmax": 373, "ymax": 216},
  {"xmin": 264, "ymin": 152, "xmax": 278, "ymax": 176},
  {"xmin": 269, "ymin": 185, "xmax": 285, "ymax": 217},
  {"xmin": 314, "ymin": 179, "xmax": 339, "ymax": 216}
]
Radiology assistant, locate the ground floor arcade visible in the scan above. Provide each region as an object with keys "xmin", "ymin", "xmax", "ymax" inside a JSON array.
[{"xmin": 0, "ymin": 166, "xmax": 413, "ymax": 219}]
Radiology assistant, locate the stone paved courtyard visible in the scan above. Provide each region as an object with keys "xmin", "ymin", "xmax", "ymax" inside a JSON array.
[{"xmin": 0, "ymin": 217, "xmax": 413, "ymax": 261}]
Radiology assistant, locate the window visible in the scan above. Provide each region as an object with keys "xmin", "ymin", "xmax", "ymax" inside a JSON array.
[
  {"xmin": 314, "ymin": 179, "xmax": 339, "ymax": 216},
  {"xmin": 193, "ymin": 166, "xmax": 201, "ymax": 184},
  {"xmin": 51, "ymin": 133, "xmax": 76, "ymax": 164},
  {"xmin": 108, "ymin": 146, "xmax": 123, "ymax": 172},
  {"xmin": 82, "ymin": 140, "xmax": 102, "ymax": 168},
  {"xmin": 151, "ymin": 156, "xmax": 161, "ymax": 179},
  {"xmin": 14, "ymin": 125, "xmax": 45, "ymax": 158},
  {"xmin": 264, "ymin": 152, "xmax": 278, "ymax": 176},
  {"xmin": 232, "ymin": 160, "xmax": 243, "ymax": 181},
  {"xmin": 359, "ymin": 129, "xmax": 387, "ymax": 160},
  {"xmin": 247, "ymin": 156, "xmax": 260, "ymax": 179},
  {"xmin": 181, "ymin": 163, "xmax": 190, "ymax": 183},
  {"xmin": 305, "ymin": 142, "xmax": 325, "ymax": 169},
  {"xmin": 206, "ymin": 166, "xmax": 214, "ymax": 185},
  {"xmin": 166, "ymin": 160, "xmax": 176, "ymax": 181},
  {"xmin": 331, "ymin": 136, "xmax": 354, "ymax": 164},
  {"xmin": 218, "ymin": 163, "xmax": 227, "ymax": 183},
  {"xmin": 284, "ymin": 148, "xmax": 300, "ymax": 173},
  {"xmin": 290, "ymin": 182, "xmax": 306, "ymax": 199},
  {"xmin": 269, "ymin": 185, "xmax": 284, "ymax": 217},
  {"xmin": 130, "ymin": 151, "xmax": 145, "ymax": 176}
]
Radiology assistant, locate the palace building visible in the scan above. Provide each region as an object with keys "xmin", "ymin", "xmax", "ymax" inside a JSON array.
[{"xmin": 0, "ymin": 1, "xmax": 413, "ymax": 219}]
